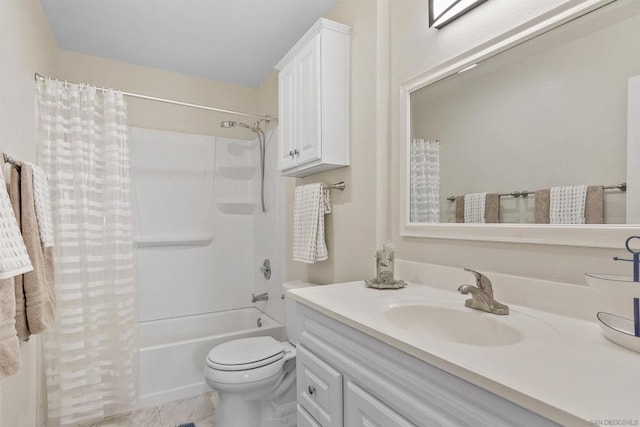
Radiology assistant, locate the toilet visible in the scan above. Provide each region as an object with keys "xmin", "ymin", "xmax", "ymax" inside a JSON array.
[{"xmin": 204, "ymin": 281, "xmax": 313, "ymax": 427}]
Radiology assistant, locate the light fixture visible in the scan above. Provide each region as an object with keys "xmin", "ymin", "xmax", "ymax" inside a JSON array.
[{"xmin": 429, "ymin": 0, "xmax": 488, "ymax": 29}]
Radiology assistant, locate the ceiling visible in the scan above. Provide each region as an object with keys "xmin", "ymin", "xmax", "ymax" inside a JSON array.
[{"xmin": 39, "ymin": 0, "xmax": 338, "ymax": 87}]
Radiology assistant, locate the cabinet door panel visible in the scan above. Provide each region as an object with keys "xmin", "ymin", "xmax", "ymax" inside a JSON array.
[
  {"xmin": 278, "ymin": 60, "xmax": 297, "ymax": 171},
  {"xmin": 298, "ymin": 404, "xmax": 322, "ymax": 427},
  {"xmin": 295, "ymin": 34, "xmax": 322, "ymax": 166},
  {"xmin": 297, "ymin": 345, "xmax": 343, "ymax": 427},
  {"xmin": 346, "ymin": 382, "xmax": 415, "ymax": 427}
]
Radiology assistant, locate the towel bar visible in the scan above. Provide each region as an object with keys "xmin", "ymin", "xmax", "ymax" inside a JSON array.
[
  {"xmin": 446, "ymin": 182, "xmax": 626, "ymax": 202},
  {"xmin": 2, "ymin": 152, "xmax": 21, "ymax": 168},
  {"xmin": 326, "ymin": 181, "xmax": 346, "ymax": 191}
]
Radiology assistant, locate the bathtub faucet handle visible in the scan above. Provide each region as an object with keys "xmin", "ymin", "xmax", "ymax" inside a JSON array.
[
  {"xmin": 260, "ymin": 259, "xmax": 271, "ymax": 280},
  {"xmin": 251, "ymin": 292, "xmax": 269, "ymax": 303}
]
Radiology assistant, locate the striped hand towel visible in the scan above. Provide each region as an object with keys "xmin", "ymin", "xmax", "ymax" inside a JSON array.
[
  {"xmin": 464, "ymin": 193, "xmax": 487, "ymax": 223},
  {"xmin": 293, "ymin": 183, "xmax": 331, "ymax": 264},
  {"xmin": 0, "ymin": 163, "xmax": 33, "ymax": 280},
  {"xmin": 550, "ymin": 185, "xmax": 588, "ymax": 224}
]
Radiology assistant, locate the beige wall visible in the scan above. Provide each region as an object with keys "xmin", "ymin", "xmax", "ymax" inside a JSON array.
[
  {"xmin": 57, "ymin": 50, "xmax": 260, "ymax": 140},
  {"xmin": 0, "ymin": 1, "xmax": 57, "ymax": 426},
  {"xmin": 390, "ymin": 0, "xmax": 630, "ymax": 285},
  {"xmin": 258, "ymin": 70, "xmax": 279, "ymax": 126}
]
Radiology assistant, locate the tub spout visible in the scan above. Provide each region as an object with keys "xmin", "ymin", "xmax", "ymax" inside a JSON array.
[{"xmin": 251, "ymin": 292, "xmax": 269, "ymax": 303}]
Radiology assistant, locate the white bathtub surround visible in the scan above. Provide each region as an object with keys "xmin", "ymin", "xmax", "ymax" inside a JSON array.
[
  {"xmin": 288, "ymin": 279, "xmax": 640, "ymax": 426},
  {"xmin": 130, "ymin": 127, "xmax": 257, "ymax": 322},
  {"xmin": 130, "ymin": 126, "xmax": 287, "ymax": 412},
  {"xmin": 138, "ymin": 307, "xmax": 284, "ymax": 408},
  {"xmin": 37, "ymin": 79, "xmax": 138, "ymax": 426},
  {"xmin": 252, "ymin": 127, "xmax": 286, "ymax": 324}
]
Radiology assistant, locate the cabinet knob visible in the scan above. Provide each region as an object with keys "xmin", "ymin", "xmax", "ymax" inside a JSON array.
[
  {"xmin": 294, "ymin": 149, "xmax": 300, "ymax": 156},
  {"xmin": 289, "ymin": 150, "xmax": 294, "ymax": 158},
  {"xmin": 308, "ymin": 385, "xmax": 316, "ymax": 395}
]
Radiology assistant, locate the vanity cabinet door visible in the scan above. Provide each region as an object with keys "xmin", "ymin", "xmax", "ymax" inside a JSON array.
[
  {"xmin": 294, "ymin": 33, "xmax": 322, "ymax": 167},
  {"xmin": 298, "ymin": 404, "xmax": 322, "ymax": 427},
  {"xmin": 345, "ymin": 382, "xmax": 415, "ymax": 427},
  {"xmin": 297, "ymin": 345, "xmax": 343, "ymax": 427},
  {"xmin": 278, "ymin": 60, "xmax": 297, "ymax": 171}
]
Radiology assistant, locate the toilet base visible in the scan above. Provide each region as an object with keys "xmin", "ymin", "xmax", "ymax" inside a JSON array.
[
  {"xmin": 214, "ymin": 393, "xmax": 260, "ymax": 427},
  {"xmin": 213, "ymin": 389, "xmax": 297, "ymax": 427},
  {"xmin": 210, "ymin": 357, "xmax": 297, "ymax": 427}
]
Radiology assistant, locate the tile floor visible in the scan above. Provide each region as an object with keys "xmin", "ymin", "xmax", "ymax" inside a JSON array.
[{"xmin": 78, "ymin": 391, "xmax": 218, "ymax": 427}]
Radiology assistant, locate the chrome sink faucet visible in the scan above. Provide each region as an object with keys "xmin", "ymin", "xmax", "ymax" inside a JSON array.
[{"xmin": 458, "ymin": 268, "xmax": 509, "ymax": 315}]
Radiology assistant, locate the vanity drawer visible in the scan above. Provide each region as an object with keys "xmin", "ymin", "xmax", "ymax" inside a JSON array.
[
  {"xmin": 297, "ymin": 345, "xmax": 343, "ymax": 427},
  {"xmin": 298, "ymin": 404, "xmax": 322, "ymax": 427}
]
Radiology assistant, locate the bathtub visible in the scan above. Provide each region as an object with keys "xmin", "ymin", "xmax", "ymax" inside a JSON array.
[{"xmin": 137, "ymin": 307, "xmax": 285, "ymax": 408}]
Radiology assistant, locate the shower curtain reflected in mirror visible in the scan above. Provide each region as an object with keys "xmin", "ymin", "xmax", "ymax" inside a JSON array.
[
  {"xmin": 410, "ymin": 138, "xmax": 440, "ymax": 223},
  {"xmin": 37, "ymin": 79, "xmax": 137, "ymax": 426}
]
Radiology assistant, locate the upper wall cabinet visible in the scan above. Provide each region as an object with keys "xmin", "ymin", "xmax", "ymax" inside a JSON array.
[{"xmin": 275, "ymin": 18, "xmax": 351, "ymax": 178}]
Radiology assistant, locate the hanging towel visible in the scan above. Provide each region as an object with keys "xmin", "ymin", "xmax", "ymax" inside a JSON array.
[
  {"xmin": 10, "ymin": 165, "xmax": 55, "ymax": 339},
  {"xmin": 455, "ymin": 196, "xmax": 465, "ymax": 223},
  {"xmin": 549, "ymin": 185, "xmax": 588, "ymax": 224},
  {"xmin": 293, "ymin": 183, "xmax": 331, "ymax": 263},
  {"xmin": 0, "ymin": 162, "xmax": 32, "ymax": 280},
  {"xmin": 534, "ymin": 189, "xmax": 551, "ymax": 224},
  {"xmin": 536, "ymin": 185, "xmax": 603, "ymax": 224},
  {"xmin": 464, "ymin": 193, "xmax": 487, "ymax": 223},
  {"xmin": 585, "ymin": 185, "xmax": 604, "ymax": 224},
  {"xmin": 484, "ymin": 193, "xmax": 500, "ymax": 223},
  {"xmin": 0, "ymin": 277, "xmax": 21, "ymax": 380},
  {"xmin": 27, "ymin": 163, "xmax": 54, "ymax": 247},
  {"xmin": 8, "ymin": 168, "xmax": 28, "ymax": 340}
]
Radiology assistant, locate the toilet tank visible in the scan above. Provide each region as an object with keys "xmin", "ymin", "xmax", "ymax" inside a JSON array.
[{"xmin": 282, "ymin": 281, "xmax": 316, "ymax": 345}]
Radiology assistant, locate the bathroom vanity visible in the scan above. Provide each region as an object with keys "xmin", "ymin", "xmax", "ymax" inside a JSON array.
[{"xmin": 288, "ymin": 280, "xmax": 640, "ymax": 427}]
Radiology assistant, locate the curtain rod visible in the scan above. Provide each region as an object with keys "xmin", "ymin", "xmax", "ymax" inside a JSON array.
[{"xmin": 34, "ymin": 72, "xmax": 277, "ymax": 122}]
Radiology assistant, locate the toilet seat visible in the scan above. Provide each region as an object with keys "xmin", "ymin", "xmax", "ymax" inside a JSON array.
[
  {"xmin": 206, "ymin": 336, "xmax": 284, "ymax": 371},
  {"xmin": 205, "ymin": 336, "xmax": 292, "ymax": 385}
]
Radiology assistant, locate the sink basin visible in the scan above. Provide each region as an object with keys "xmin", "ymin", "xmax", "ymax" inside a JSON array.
[{"xmin": 385, "ymin": 305, "xmax": 523, "ymax": 346}]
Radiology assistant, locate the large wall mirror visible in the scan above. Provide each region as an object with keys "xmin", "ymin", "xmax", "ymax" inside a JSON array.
[{"xmin": 400, "ymin": 0, "xmax": 640, "ymax": 248}]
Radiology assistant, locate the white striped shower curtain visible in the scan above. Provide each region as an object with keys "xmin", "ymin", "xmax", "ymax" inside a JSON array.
[{"xmin": 37, "ymin": 79, "xmax": 137, "ymax": 426}]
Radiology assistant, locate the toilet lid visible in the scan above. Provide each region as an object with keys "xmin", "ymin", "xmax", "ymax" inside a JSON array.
[{"xmin": 206, "ymin": 336, "xmax": 284, "ymax": 371}]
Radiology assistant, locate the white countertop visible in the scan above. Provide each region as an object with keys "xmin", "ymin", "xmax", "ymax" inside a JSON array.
[{"xmin": 289, "ymin": 281, "xmax": 640, "ymax": 427}]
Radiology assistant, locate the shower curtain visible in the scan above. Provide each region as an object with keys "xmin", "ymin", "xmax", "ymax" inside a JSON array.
[
  {"xmin": 410, "ymin": 138, "xmax": 440, "ymax": 223},
  {"xmin": 36, "ymin": 80, "xmax": 137, "ymax": 426}
]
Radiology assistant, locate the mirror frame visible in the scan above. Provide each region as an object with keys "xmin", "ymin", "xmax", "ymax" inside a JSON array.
[{"xmin": 400, "ymin": 0, "xmax": 637, "ymax": 248}]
